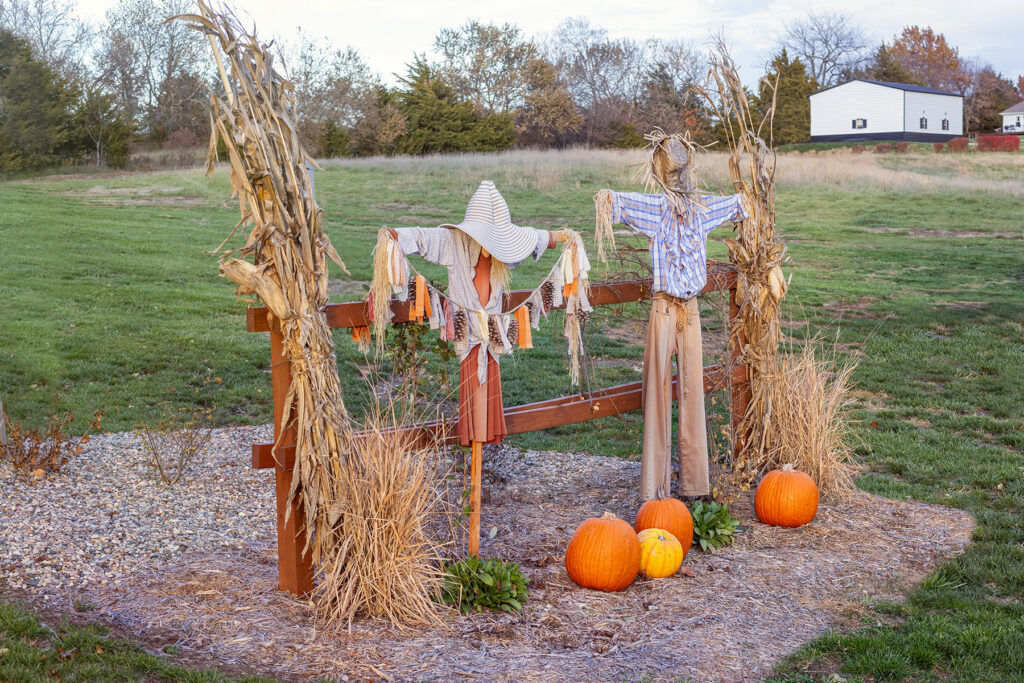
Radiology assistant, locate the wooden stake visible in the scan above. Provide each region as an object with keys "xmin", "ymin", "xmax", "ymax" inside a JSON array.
[
  {"xmin": 468, "ymin": 440, "xmax": 483, "ymax": 557},
  {"xmin": 729, "ymin": 281, "xmax": 751, "ymax": 459},
  {"xmin": 270, "ymin": 328, "xmax": 314, "ymax": 596}
]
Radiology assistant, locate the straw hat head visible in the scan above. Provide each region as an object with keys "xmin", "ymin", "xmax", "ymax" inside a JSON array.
[{"xmin": 442, "ymin": 180, "xmax": 538, "ymax": 263}]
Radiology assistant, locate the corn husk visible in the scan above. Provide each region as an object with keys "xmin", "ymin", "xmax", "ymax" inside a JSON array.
[
  {"xmin": 696, "ymin": 41, "xmax": 789, "ymax": 492},
  {"xmin": 174, "ymin": 2, "xmax": 350, "ymax": 581}
]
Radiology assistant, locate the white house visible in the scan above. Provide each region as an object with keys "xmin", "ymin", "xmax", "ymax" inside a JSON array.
[
  {"xmin": 1001, "ymin": 101, "xmax": 1024, "ymax": 134},
  {"xmin": 809, "ymin": 79, "xmax": 963, "ymax": 142}
]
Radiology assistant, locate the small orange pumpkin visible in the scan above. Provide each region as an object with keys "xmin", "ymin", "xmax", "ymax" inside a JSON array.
[
  {"xmin": 755, "ymin": 463, "xmax": 819, "ymax": 527},
  {"xmin": 637, "ymin": 528, "xmax": 684, "ymax": 578},
  {"xmin": 565, "ymin": 511, "xmax": 641, "ymax": 592},
  {"xmin": 634, "ymin": 497, "xmax": 693, "ymax": 557}
]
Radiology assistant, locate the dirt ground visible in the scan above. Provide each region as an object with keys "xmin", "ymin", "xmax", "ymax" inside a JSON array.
[{"xmin": 81, "ymin": 449, "xmax": 972, "ymax": 683}]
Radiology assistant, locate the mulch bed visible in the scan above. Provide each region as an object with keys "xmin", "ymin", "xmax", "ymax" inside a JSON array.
[{"xmin": 0, "ymin": 426, "xmax": 972, "ymax": 682}]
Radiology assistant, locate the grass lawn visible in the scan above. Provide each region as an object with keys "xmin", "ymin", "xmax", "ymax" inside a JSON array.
[
  {"xmin": 1, "ymin": 148, "xmax": 1023, "ymax": 681},
  {"xmin": 0, "ymin": 601, "xmax": 272, "ymax": 682}
]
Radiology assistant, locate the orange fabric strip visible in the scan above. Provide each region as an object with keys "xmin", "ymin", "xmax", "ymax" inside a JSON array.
[
  {"xmin": 351, "ymin": 326, "xmax": 370, "ymax": 343},
  {"xmin": 517, "ymin": 306, "xmax": 533, "ymax": 349},
  {"xmin": 414, "ymin": 274, "xmax": 426, "ymax": 323}
]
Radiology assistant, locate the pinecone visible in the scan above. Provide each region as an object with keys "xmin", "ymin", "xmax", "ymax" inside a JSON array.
[
  {"xmin": 541, "ymin": 281, "xmax": 555, "ymax": 311},
  {"xmin": 507, "ymin": 318, "xmax": 519, "ymax": 347},
  {"xmin": 578, "ymin": 308, "xmax": 591, "ymax": 328},
  {"xmin": 487, "ymin": 316, "xmax": 502, "ymax": 345},
  {"xmin": 407, "ymin": 276, "xmax": 416, "ymax": 300},
  {"xmin": 452, "ymin": 310, "xmax": 467, "ymax": 342}
]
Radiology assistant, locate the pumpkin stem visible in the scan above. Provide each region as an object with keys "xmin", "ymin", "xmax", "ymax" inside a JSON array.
[
  {"xmin": 782, "ymin": 463, "xmax": 795, "ymax": 472},
  {"xmin": 601, "ymin": 511, "xmax": 619, "ymax": 520}
]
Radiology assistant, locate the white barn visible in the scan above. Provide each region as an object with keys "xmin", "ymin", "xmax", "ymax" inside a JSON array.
[
  {"xmin": 809, "ymin": 79, "xmax": 963, "ymax": 142},
  {"xmin": 1001, "ymin": 101, "xmax": 1024, "ymax": 134}
]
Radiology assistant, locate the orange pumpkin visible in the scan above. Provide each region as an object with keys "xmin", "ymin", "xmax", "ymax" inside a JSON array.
[
  {"xmin": 634, "ymin": 497, "xmax": 693, "ymax": 557},
  {"xmin": 565, "ymin": 511, "xmax": 641, "ymax": 592},
  {"xmin": 755, "ymin": 463, "xmax": 819, "ymax": 527}
]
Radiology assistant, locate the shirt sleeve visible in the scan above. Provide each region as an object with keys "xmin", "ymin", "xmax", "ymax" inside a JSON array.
[
  {"xmin": 698, "ymin": 194, "xmax": 748, "ymax": 234},
  {"xmin": 609, "ymin": 191, "xmax": 665, "ymax": 237},
  {"xmin": 505, "ymin": 229, "xmax": 550, "ymax": 269},
  {"xmin": 393, "ymin": 227, "xmax": 455, "ymax": 267}
]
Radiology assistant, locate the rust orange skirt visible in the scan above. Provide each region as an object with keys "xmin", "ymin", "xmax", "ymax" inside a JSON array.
[{"xmin": 457, "ymin": 350, "xmax": 506, "ymax": 446}]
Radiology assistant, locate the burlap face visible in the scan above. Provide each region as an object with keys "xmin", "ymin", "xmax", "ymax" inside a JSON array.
[{"xmin": 652, "ymin": 137, "xmax": 697, "ymax": 195}]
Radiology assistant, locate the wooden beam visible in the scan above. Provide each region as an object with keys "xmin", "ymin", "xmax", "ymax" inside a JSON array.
[
  {"xmin": 269, "ymin": 329, "xmax": 314, "ymax": 596},
  {"xmin": 246, "ymin": 265, "xmax": 737, "ymax": 333},
  {"xmin": 250, "ymin": 362, "xmax": 735, "ymax": 469}
]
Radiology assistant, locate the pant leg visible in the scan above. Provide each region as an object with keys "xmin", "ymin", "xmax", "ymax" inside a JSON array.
[
  {"xmin": 641, "ymin": 298, "xmax": 675, "ymax": 501},
  {"xmin": 677, "ymin": 297, "xmax": 710, "ymax": 496}
]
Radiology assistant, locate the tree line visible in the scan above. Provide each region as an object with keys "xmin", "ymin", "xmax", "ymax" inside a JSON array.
[{"xmin": 2, "ymin": 1, "xmax": 1023, "ymax": 173}]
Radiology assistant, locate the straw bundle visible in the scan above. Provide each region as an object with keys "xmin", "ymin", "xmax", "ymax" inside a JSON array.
[
  {"xmin": 176, "ymin": 3, "xmax": 351, "ymax": 566},
  {"xmin": 696, "ymin": 41, "xmax": 788, "ymax": 490},
  {"xmin": 761, "ymin": 340, "xmax": 859, "ymax": 499},
  {"xmin": 314, "ymin": 394, "xmax": 453, "ymax": 631}
]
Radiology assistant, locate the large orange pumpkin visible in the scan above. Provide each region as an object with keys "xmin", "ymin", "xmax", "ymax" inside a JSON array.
[
  {"xmin": 755, "ymin": 463, "xmax": 819, "ymax": 527},
  {"xmin": 565, "ymin": 511, "xmax": 641, "ymax": 592},
  {"xmin": 634, "ymin": 497, "xmax": 693, "ymax": 557}
]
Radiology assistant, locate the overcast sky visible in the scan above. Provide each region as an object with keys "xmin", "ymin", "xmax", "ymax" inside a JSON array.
[{"xmin": 74, "ymin": 0, "xmax": 1024, "ymax": 88}]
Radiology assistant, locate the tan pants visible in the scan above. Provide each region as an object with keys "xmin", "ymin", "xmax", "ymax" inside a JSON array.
[{"xmin": 641, "ymin": 294, "xmax": 709, "ymax": 499}]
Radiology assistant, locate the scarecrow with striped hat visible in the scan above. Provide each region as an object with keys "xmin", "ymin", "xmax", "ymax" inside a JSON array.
[
  {"xmin": 369, "ymin": 180, "xmax": 592, "ymax": 554},
  {"xmin": 595, "ymin": 130, "xmax": 749, "ymax": 503}
]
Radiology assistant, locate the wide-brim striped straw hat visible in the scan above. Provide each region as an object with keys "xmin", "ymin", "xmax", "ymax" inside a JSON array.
[{"xmin": 441, "ymin": 180, "xmax": 538, "ymax": 263}]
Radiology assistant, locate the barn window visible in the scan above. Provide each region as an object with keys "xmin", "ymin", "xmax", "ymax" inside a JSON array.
[
  {"xmin": 942, "ymin": 119, "xmax": 949, "ymax": 131},
  {"xmin": 852, "ymin": 118, "xmax": 867, "ymax": 129},
  {"xmin": 920, "ymin": 117, "xmax": 928, "ymax": 129}
]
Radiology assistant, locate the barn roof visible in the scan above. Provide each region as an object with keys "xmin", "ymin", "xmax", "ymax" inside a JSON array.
[
  {"xmin": 811, "ymin": 79, "xmax": 962, "ymax": 98},
  {"xmin": 999, "ymin": 101, "xmax": 1024, "ymax": 115}
]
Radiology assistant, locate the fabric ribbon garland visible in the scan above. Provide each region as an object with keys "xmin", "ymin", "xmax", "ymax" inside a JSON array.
[{"xmin": 367, "ymin": 229, "xmax": 592, "ymax": 386}]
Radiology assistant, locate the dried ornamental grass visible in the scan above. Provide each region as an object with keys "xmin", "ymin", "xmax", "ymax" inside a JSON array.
[
  {"xmin": 696, "ymin": 41, "xmax": 788, "ymax": 491},
  {"xmin": 761, "ymin": 340, "xmax": 859, "ymax": 499},
  {"xmin": 175, "ymin": 3, "xmax": 351, "ymax": 569},
  {"xmin": 313, "ymin": 396, "xmax": 453, "ymax": 631}
]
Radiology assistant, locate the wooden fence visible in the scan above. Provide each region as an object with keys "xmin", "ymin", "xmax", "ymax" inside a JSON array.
[{"xmin": 245, "ymin": 262, "xmax": 748, "ymax": 595}]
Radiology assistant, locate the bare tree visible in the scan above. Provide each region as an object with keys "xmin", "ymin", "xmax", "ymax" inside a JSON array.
[
  {"xmin": 98, "ymin": 0, "xmax": 207, "ymax": 120},
  {"xmin": 778, "ymin": 11, "xmax": 868, "ymax": 87},
  {"xmin": 284, "ymin": 29, "xmax": 379, "ymax": 154},
  {"xmin": 434, "ymin": 19, "xmax": 537, "ymax": 114},
  {"xmin": 0, "ymin": 0, "xmax": 92, "ymax": 82},
  {"xmin": 545, "ymin": 17, "xmax": 649, "ymax": 143}
]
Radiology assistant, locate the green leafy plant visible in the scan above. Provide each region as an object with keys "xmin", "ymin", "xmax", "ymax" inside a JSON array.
[
  {"xmin": 437, "ymin": 556, "xmax": 529, "ymax": 614},
  {"xmin": 690, "ymin": 501, "xmax": 740, "ymax": 552}
]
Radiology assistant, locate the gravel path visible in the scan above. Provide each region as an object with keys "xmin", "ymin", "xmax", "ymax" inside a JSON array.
[
  {"xmin": 0, "ymin": 425, "xmax": 275, "ymax": 597},
  {"xmin": 1, "ymin": 425, "xmax": 975, "ymax": 682}
]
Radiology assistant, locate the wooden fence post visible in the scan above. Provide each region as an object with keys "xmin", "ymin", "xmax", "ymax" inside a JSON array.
[
  {"xmin": 728, "ymin": 280, "xmax": 751, "ymax": 459},
  {"xmin": 269, "ymin": 328, "xmax": 314, "ymax": 596}
]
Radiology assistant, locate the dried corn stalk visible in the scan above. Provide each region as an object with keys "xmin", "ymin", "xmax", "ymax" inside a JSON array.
[
  {"xmin": 175, "ymin": 2, "xmax": 351, "ymax": 567},
  {"xmin": 696, "ymin": 41, "xmax": 788, "ymax": 491}
]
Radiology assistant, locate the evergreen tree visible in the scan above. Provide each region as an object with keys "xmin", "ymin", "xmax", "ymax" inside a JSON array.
[
  {"xmin": 394, "ymin": 56, "xmax": 513, "ymax": 155},
  {"xmin": 0, "ymin": 30, "xmax": 79, "ymax": 172},
  {"xmin": 757, "ymin": 49, "xmax": 816, "ymax": 146},
  {"xmin": 867, "ymin": 43, "xmax": 919, "ymax": 84}
]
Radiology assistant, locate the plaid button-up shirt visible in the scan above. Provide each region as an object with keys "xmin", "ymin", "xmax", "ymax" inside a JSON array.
[{"xmin": 609, "ymin": 191, "xmax": 747, "ymax": 299}]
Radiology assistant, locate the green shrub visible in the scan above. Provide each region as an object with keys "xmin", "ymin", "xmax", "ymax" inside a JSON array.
[
  {"xmin": 320, "ymin": 121, "xmax": 351, "ymax": 158},
  {"xmin": 690, "ymin": 501, "xmax": 740, "ymax": 552},
  {"xmin": 437, "ymin": 556, "xmax": 529, "ymax": 614}
]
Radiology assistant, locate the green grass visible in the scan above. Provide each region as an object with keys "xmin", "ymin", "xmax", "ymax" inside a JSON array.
[
  {"xmin": 2, "ymin": 150, "xmax": 1023, "ymax": 680},
  {"xmin": 0, "ymin": 601, "xmax": 272, "ymax": 682},
  {"xmin": 777, "ymin": 140, "xmax": 936, "ymax": 153}
]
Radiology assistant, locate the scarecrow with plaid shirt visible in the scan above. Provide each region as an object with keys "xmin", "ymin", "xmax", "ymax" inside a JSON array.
[{"xmin": 595, "ymin": 131, "xmax": 748, "ymax": 502}]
